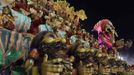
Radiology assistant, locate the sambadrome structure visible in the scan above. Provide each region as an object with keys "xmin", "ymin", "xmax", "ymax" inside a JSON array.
[{"xmin": 0, "ymin": 0, "xmax": 133, "ymax": 75}]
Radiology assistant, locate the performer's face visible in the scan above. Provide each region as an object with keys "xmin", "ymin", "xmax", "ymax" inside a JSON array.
[{"xmin": 29, "ymin": 48, "xmax": 39, "ymax": 58}]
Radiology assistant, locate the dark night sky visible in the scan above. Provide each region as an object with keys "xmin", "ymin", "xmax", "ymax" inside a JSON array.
[{"xmin": 67, "ymin": 0, "xmax": 134, "ymax": 64}]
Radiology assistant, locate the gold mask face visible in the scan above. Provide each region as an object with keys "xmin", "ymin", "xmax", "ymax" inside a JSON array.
[
  {"xmin": 42, "ymin": 33, "xmax": 56, "ymax": 43},
  {"xmin": 42, "ymin": 32, "xmax": 66, "ymax": 43}
]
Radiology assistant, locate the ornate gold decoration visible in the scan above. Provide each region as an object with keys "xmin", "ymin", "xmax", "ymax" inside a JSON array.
[{"xmin": 76, "ymin": 9, "xmax": 87, "ymax": 21}]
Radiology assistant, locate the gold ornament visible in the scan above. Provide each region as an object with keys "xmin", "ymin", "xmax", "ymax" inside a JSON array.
[
  {"xmin": 76, "ymin": 9, "xmax": 87, "ymax": 21},
  {"xmin": 53, "ymin": 2, "xmax": 61, "ymax": 11}
]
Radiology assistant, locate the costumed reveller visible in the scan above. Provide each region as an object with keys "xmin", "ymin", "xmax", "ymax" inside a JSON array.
[
  {"xmin": 92, "ymin": 19, "xmax": 118, "ymax": 52},
  {"xmin": 25, "ymin": 31, "xmax": 73, "ymax": 75},
  {"xmin": 0, "ymin": 6, "xmax": 32, "ymax": 73},
  {"xmin": 0, "ymin": 2, "xmax": 32, "ymax": 74}
]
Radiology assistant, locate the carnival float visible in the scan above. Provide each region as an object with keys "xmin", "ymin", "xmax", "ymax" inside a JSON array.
[{"xmin": 0, "ymin": 0, "xmax": 133, "ymax": 75}]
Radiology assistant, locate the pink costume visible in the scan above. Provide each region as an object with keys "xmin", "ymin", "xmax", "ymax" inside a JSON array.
[{"xmin": 93, "ymin": 19, "xmax": 115, "ymax": 49}]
